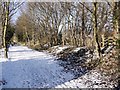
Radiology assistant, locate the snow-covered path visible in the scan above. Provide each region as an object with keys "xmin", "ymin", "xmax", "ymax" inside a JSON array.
[
  {"xmin": 0, "ymin": 46, "xmax": 74, "ymax": 88},
  {"xmin": 0, "ymin": 46, "xmax": 115, "ymax": 88}
]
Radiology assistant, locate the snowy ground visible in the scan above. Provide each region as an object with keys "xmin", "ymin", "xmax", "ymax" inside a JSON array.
[
  {"xmin": 0, "ymin": 46, "xmax": 74, "ymax": 88},
  {"xmin": 0, "ymin": 46, "xmax": 115, "ymax": 88}
]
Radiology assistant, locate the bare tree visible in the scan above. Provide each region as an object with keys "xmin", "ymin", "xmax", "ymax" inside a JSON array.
[{"xmin": 1, "ymin": 1, "xmax": 23, "ymax": 58}]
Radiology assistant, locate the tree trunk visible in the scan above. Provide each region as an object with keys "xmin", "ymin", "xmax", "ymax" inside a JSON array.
[
  {"xmin": 81, "ymin": 3, "xmax": 85, "ymax": 46},
  {"xmin": 3, "ymin": 2, "xmax": 9, "ymax": 58},
  {"xmin": 113, "ymin": 2, "xmax": 119, "ymax": 40},
  {"xmin": 93, "ymin": 2, "xmax": 101, "ymax": 58}
]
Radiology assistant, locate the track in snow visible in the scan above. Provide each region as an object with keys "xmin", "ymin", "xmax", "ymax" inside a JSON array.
[{"xmin": 0, "ymin": 46, "xmax": 74, "ymax": 88}]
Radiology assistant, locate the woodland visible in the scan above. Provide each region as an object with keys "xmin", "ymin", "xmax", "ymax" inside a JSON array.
[{"xmin": 0, "ymin": 1, "xmax": 120, "ymax": 88}]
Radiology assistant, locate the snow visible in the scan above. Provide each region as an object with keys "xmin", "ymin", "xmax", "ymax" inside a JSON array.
[
  {"xmin": 56, "ymin": 46, "xmax": 68, "ymax": 54},
  {"xmin": 0, "ymin": 46, "xmax": 115, "ymax": 88},
  {"xmin": 0, "ymin": 59, "xmax": 2, "ymax": 90},
  {"xmin": 55, "ymin": 70, "xmax": 114, "ymax": 88},
  {"xmin": 0, "ymin": 46, "xmax": 74, "ymax": 88},
  {"xmin": 73, "ymin": 47, "xmax": 86, "ymax": 52},
  {"xmin": 50, "ymin": 45, "xmax": 71, "ymax": 54}
]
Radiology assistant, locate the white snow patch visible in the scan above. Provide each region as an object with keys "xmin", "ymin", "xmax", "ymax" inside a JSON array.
[
  {"xmin": 55, "ymin": 70, "xmax": 113, "ymax": 88},
  {"xmin": 50, "ymin": 45, "xmax": 71, "ymax": 54},
  {"xmin": 56, "ymin": 46, "xmax": 69, "ymax": 54},
  {"xmin": 0, "ymin": 46, "xmax": 74, "ymax": 88},
  {"xmin": 73, "ymin": 47, "xmax": 86, "ymax": 52}
]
